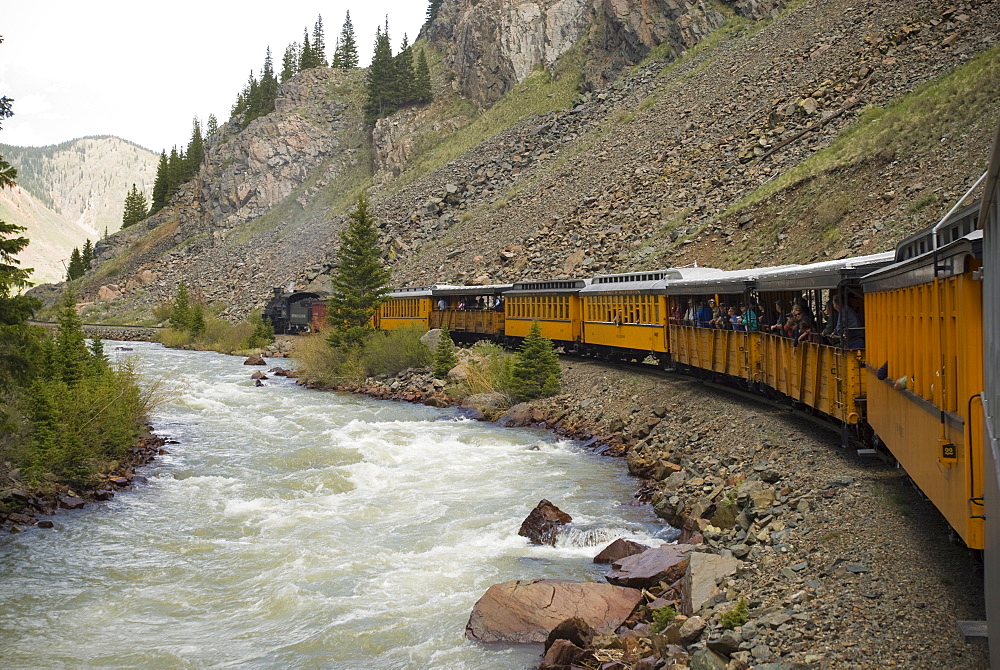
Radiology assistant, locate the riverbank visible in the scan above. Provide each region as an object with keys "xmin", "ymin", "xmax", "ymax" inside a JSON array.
[
  {"xmin": 0, "ymin": 429, "xmax": 168, "ymax": 534},
  {"xmin": 319, "ymin": 357, "xmax": 989, "ymax": 669}
]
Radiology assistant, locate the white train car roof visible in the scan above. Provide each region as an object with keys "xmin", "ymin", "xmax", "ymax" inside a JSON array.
[
  {"xmin": 753, "ymin": 252, "xmax": 895, "ymax": 291},
  {"xmin": 430, "ymin": 283, "xmax": 513, "ymax": 297},
  {"xmin": 506, "ymin": 278, "xmax": 590, "ymax": 295},
  {"xmin": 579, "ymin": 267, "xmax": 724, "ymax": 295},
  {"xmin": 663, "ymin": 265, "xmax": 798, "ymax": 295}
]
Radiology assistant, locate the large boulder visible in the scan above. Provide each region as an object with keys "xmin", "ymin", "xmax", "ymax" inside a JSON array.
[
  {"xmin": 465, "ymin": 579, "xmax": 642, "ymax": 643},
  {"xmin": 243, "ymin": 354, "xmax": 266, "ymax": 365},
  {"xmin": 606, "ymin": 544, "xmax": 697, "ymax": 589},
  {"xmin": 518, "ymin": 499, "xmax": 572, "ymax": 546},
  {"xmin": 594, "ymin": 538, "xmax": 649, "ymax": 564},
  {"xmin": 419, "ymin": 328, "xmax": 443, "ymax": 351},
  {"xmin": 682, "ymin": 552, "xmax": 741, "ymax": 616},
  {"xmin": 497, "ymin": 402, "xmax": 534, "ymax": 427}
]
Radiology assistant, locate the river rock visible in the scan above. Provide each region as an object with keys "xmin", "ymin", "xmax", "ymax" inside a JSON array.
[
  {"xmin": 518, "ymin": 499, "xmax": 572, "ymax": 546},
  {"xmin": 250, "ymin": 371, "xmax": 268, "ymax": 380},
  {"xmin": 544, "ymin": 616, "xmax": 597, "ymax": 652},
  {"xmin": 58, "ymin": 495, "xmax": 86, "ymax": 510},
  {"xmin": 419, "ymin": 328, "xmax": 443, "ymax": 351},
  {"xmin": 497, "ymin": 402, "xmax": 534, "ymax": 427},
  {"xmin": 594, "ymin": 538, "xmax": 649, "ymax": 564},
  {"xmin": 461, "ymin": 392, "xmax": 507, "ymax": 420},
  {"xmin": 539, "ymin": 639, "xmax": 586, "ymax": 669},
  {"xmin": 465, "ymin": 579, "xmax": 642, "ymax": 643},
  {"xmin": 682, "ymin": 551, "xmax": 741, "ymax": 616},
  {"xmin": 243, "ymin": 354, "xmax": 266, "ymax": 365},
  {"xmin": 606, "ymin": 544, "xmax": 697, "ymax": 588}
]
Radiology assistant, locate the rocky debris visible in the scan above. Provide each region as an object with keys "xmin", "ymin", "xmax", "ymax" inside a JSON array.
[
  {"xmin": 594, "ymin": 538, "xmax": 649, "ymax": 564},
  {"xmin": 510, "ymin": 358, "xmax": 991, "ymax": 669},
  {"xmin": 465, "ymin": 578, "xmax": 643, "ymax": 643},
  {"xmin": 518, "ymin": 499, "xmax": 572, "ymax": 546},
  {"xmin": 1, "ymin": 430, "xmax": 167, "ymax": 534},
  {"xmin": 300, "ymin": 367, "xmax": 455, "ymax": 409}
]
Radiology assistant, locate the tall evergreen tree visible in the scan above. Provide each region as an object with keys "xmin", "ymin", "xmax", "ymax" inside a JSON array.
[
  {"xmin": 122, "ymin": 183, "xmax": 148, "ymax": 228},
  {"xmin": 50, "ymin": 292, "xmax": 88, "ymax": 385},
  {"xmin": 166, "ymin": 147, "xmax": 185, "ymax": 202},
  {"xmin": 393, "ymin": 34, "xmax": 415, "ymax": 107},
  {"xmin": 185, "ymin": 116, "xmax": 205, "ymax": 179},
  {"xmin": 312, "ymin": 15, "xmax": 327, "ymax": 67},
  {"xmin": 299, "ymin": 30, "xmax": 315, "ymax": 70},
  {"xmin": 364, "ymin": 25, "xmax": 396, "ymax": 124},
  {"xmin": 66, "ymin": 247, "xmax": 84, "ymax": 282},
  {"xmin": 150, "ymin": 151, "xmax": 169, "ymax": 214},
  {"xmin": 326, "ymin": 194, "xmax": 390, "ymax": 349},
  {"xmin": 414, "ymin": 48, "xmax": 433, "ymax": 103},
  {"xmin": 258, "ymin": 48, "xmax": 279, "ymax": 117},
  {"xmin": 80, "ymin": 239, "xmax": 93, "ymax": 271},
  {"xmin": 169, "ymin": 281, "xmax": 193, "ymax": 332},
  {"xmin": 206, "ymin": 113, "xmax": 219, "ymax": 138},
  {"xmin": 335, "ymin": 11, "xmax": 359, "ymax": 69},
  {"xmin": 425, "ymin": 0, "xmax": 444, "ymax": 28},
  {"xmin": 281, "ymin": 42, "xmax": 299, "ymax": 81},
  {"xmin": 432, "ymin": 324, "xmax": 457, "ymax": 378}
]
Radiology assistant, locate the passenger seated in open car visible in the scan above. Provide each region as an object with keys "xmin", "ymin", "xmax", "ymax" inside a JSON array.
[{"xmin": 830, "ymin": 294, "xmax": 864, "ymax": 349}]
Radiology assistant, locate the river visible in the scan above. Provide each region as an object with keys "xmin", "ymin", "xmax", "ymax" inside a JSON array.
[{"xmin": 0, "ymin": 342, "xmax": 669, "ymax": 669}]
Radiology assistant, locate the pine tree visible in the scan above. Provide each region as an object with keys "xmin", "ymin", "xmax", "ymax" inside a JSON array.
[
  {"xmin": 364, "ymin": 25, "xmax": 396, "ymax": 124},
  {"xmin": 331, "ymin": 38, "xmax": 342, "ymax": 69},
  {"xmin": 425, "ymin": 0, "xmax": 444, "ymax": 28},
  {"xmin": 169, "ymin": 281, "xmax": 193, "ymax": 332},
  {"xmin": 312, "ymin": 15, "xmax": 327, "ymax": 67},
  {"xmin": 393, "ymin": 34, "xmax": 415, "ymax": 107},
  {"xmin": 185, "ymin": 116, "xmax": 205, "ymax": 179},
  {"xmin": 336, "ymin": 11, "xmax": 359, "ymax": 69},
  {"xmin": 88, "ymin": 337, "xmax": 108, "ymax": 374},
  {"xmin": 432, "ymin": 324, "xmax": 457, "ymax": 378},
  {"xmin": 66, "ymin": 247, "xmax": 84, "ymax": 281},
  {"xmin": 509, "ymin": 321, "xmax": 562, "ymax": 401},
  {"xmin": 150, "ymin": 151, "xmax": 169, "ymax": 214},
  {"xmin": 414, "ymin": 49, "xmax": 433, "ymax": 103},
  {"xmin": 206, "ymin": 113, "xmax": 219, "ymax": 138},
  {"xmin": 166, "ymin": 146, "xmax": 185, "ymax": 201},
  {"xmin": 81, "ymin": 239, "xmax": 93, "ymax": 271},
  {"xmin": 299, "ymin": 30, "xmax": 315, "ymax": 70},
  {"xmin": 51, "ymin": 292, "xmax": 88, "ymax": 385},
  {"xmin": 189, "ymin": 302, "xmax": 206, "ymax": 337},
  {"xmin": 281, "ymin": 42, "xmax": 299, "ymax": 81},
  {"xmin": 326, "ymin": 194, "xmax": 390, "ymax": 349},
  {"xmin": 122, "ymin": 183, "xmax": 148, "ymax": 228},
  {"xmin": 258, "ymin": 48, "xmax": 279, "ymax": 117}
]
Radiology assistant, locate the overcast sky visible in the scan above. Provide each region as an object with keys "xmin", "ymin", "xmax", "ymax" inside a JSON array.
[{"xmin": 1, "ymin": 1, "xmax": 428, "ymax": 152}]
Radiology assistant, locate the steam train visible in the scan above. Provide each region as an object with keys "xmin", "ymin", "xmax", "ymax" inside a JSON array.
[{"xmin": 273, "ymin": 126, "xmax": 1000, "ymax": 660}]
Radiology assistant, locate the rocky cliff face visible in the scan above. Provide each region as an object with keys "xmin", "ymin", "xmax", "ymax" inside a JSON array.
[{"xmin": 427, "ymin": 0, "xmax": 788, "ymax": 105}]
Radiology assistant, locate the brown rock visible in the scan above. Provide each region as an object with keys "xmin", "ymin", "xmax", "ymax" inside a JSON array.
[
  {"xmin": 539, "ymin": 639, "xmax": 586, "ymax": 669},
  {"xmin": 606, "ymin": 544, "xmax": 697, "ymax": 588},
  {"xmin": 594, "ymin": 538, "xmax": 649, "ymax": 564},
  {"xmin": 518, "ymin": 499, "xmax": 572, "ymax": 546},
  {"xmin": 243, "ymin": 354, "xmax": 266, "ymax": 365},
  {"xmin": 544, "ymin": 616, "xmax": 598, "ymax": 653},
  {"xmin": 682, "ymin": 552, "xmax": 741, "ymax": 616},
  {"xmin": 58, "ymin": 495, "xmax": 86, "ymax": 510},
  {"xmin": 465, "ymin": 579, "xmax": 642, "ymax": 643},
  {"xmin": 250, "ymin": 371, "xmax": 269, "ymax": 380}
]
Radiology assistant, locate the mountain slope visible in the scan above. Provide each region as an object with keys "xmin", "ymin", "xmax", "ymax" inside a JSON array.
[
  {"xmin": 1, "ymin": 136, "xmax": 159, "ymax": 285},
  {"xmin": 40, "ymin": 0, "xmax": 1000, "ymax": 324}
]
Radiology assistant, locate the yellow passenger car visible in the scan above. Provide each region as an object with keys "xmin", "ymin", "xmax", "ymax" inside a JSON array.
[
  {"xmin": 862, "ymin": 206, "xmax": 985, "ymax": 549},
  {"xmin": 665, "ymin": 269, "xmax": 763, "ymax": 382},
  {"xmin": 503, "ymin": 279, "xmax": 588, "ymax": 345},
  {"xmin": 580, "ymin": 269, "xmax": 714, "ymax": 360},
  {"xmin": 752, "ymin": 253, "xmax": 893, "ymax": 425},
  {"xmin": 429, "ymin": 285, "xmax": 511, "ymax": 342},
  {"xmin": 375, "ymin": 287, "xmax": 434, "ymax": 331}
]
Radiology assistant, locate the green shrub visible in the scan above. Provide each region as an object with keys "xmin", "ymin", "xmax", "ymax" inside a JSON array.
[
  {"xmin": 453, "ymin": 340, "xmax": 515, "ymax": 399},
  {"xmin": 649, "ymin": 605, "xmax": 679, "ymax": 634},
  {"xmin": 294, "ymin": 327, "xmax": 430, "ymax": 385},
  {"xmin": 720, "ymin": 598, "xmax": 750, "ymax": 629}
]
